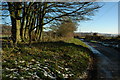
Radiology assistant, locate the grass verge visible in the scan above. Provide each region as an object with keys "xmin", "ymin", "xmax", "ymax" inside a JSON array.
[{"xmin": 2, "ymin": 38, "xmax": 92, "ymax": 80}]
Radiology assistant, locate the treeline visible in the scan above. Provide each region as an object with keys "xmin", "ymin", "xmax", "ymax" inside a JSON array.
[
  {"xmin": 1, "ymin": 2, "xmax": 100, "ymax": 45},
  {"xmin": 82, "ymin": 33, "xmax": 120, "ymax": 42}
]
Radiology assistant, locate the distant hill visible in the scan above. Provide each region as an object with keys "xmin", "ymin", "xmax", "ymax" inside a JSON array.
[{"xmin": 75, "ymin": 32, "xmax": 118, "ymax": 37}]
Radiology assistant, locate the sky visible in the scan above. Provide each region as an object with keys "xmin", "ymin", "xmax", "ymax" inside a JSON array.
[
  {"xmin": 77, "ymin": 2, "xmax": 118, "ymax": 34},
  {"xmin": 0, "ymin": 2, "xmax": 119, "ymax": 34}
]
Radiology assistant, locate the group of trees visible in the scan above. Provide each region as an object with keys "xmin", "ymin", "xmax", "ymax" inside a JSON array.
[
  {"xmin": 85, "ymin": 34, "xmax": 104, "ymax": 41},
  {"xmin": 1, "ymin": 2, "xmax": 100, "ymax": 45}
]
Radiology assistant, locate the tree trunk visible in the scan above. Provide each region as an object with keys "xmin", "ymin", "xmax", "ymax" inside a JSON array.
[
  {"xmin": 39, "ymin": 26, "xmax": 43, "ymax": 41},
  {"xmin": 10, "ymin": 18, "xmax": 21, "ymax": 45},
  {"xmin": 24, "ymin": 15, "xmax": 29, "ymax": 41},
  {"xmin": 11, "ymin": 17, "xmax": 16, "ymax": 44},
  {"xmin": 16, "ymin": 20, "xmax": 21, "ymax": 43},
  {"xmin": 24, "ymin": 27, "xmax": 29, "ymax": 40},
  {"xmin": 8, "ymin": 2, "xmax": 22, "ymax": 45},
  {"xmin": 28, "ymin": 30, "xmax": 32, "ymax": 45},
  {"xmin": 20, "ymin": 15, "xmax": 26, "ymax": 42}
]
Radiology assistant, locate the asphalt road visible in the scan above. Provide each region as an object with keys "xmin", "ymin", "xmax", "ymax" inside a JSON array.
[{"xmin": 86, "ymin": 42, "xmax": 120, "ymax": 80}]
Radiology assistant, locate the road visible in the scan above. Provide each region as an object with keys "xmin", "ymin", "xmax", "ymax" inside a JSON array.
[{"xmin": 86, "ymin": 42, "xmax": 120, "ymax": 80}]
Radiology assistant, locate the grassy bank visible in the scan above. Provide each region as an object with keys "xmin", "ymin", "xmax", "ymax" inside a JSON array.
[{"xmin": 2, "ymin": 38, "xmax": 92, "ymax": 80}]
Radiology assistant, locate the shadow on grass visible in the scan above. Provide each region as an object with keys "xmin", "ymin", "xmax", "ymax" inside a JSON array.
[
  {"xmin": 2, "ymin": 40, "xmax": 95, "ymax": 80},
  {"xmin": 32, "ymin": 41, "xmax": 91, "ymax": 53},
  {"xmin": 2, "ymin": 39, "xmax": 93, "ymax": 58}
]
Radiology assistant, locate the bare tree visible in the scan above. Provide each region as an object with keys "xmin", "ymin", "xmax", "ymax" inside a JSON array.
[{"xmin": 1, "ymin": 2, "xmax": 101, "ymax": 45}]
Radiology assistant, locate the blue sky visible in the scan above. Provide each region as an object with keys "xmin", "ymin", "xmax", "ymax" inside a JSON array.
[
  {"xmin": 77, "ymin": 2, "xmax": 118, "ymax": 34},
  {"xmin": 0, "ymin": 2, "xmax": 118, "ymax": 34}
]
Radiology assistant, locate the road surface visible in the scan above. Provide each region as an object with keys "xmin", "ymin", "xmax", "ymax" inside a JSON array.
[{"xmin": 86, "ymin": 42, "xmax": 120, "ymax": 80}]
